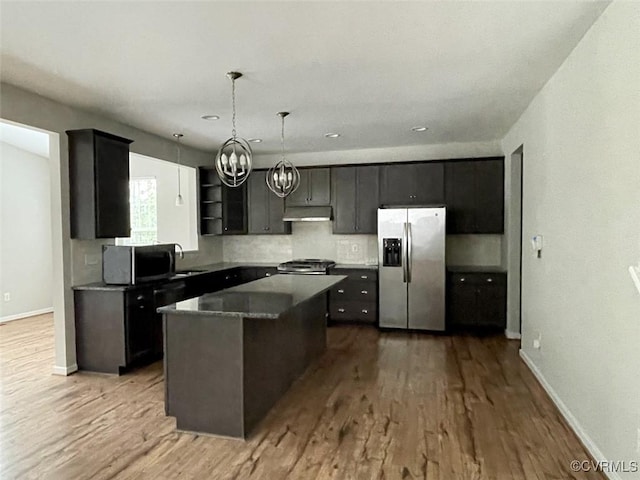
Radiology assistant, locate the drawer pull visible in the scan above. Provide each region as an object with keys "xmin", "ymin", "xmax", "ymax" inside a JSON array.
[
  {"xmin": 265, "ymin": 273, "xmax": 271, "ymax": 277},
  {"xmin": 486, "ymin": 278, "xmax": 493, "ymax": 283},
  {"xmin": 360, "ymin": 275, "xmax": 368, "ymax": 279},
  {"xmin": 337, "ymin": 289, "xmax": 344, "ymax": 294},
  {"xmin": 361, "ymin": 309, "xmax": 368, "ymax": 314},
  {"xmin": 338, "ymin": 308, "xmax": 345, "ymax": 313},
  {"xmin": 361, "ymin": 290, "xmax": 368, "ymax": 295},
  {"xmin": 460, "ymin": 277, "xmax": 466, "ymax": 282}
]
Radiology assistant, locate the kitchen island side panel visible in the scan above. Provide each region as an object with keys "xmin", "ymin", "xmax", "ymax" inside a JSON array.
[
  {"xmin": 242, "ymin": 294, "xmax": 328, "ymax": 435},
  {"xmin": 164, "ymin": 313, "xmax": 244, "ymax": 438}
]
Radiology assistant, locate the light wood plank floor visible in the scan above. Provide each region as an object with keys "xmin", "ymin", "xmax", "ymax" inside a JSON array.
[{"xmin": 0, "ymin": 314, "xmax": 602, "ymax": 480}]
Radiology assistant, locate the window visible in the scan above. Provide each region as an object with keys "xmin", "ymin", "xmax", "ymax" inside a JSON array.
[
  {"xmin": 117, "ymin": 153, "xmax": 198, "ymax": 251},
  {"xmin": 120, "ymin": 177, "xmax": 158, "ymax": 246}
]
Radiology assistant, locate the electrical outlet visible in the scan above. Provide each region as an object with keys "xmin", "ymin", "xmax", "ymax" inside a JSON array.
[
  {"xmin": 351, "ymin": 244, "xmax": 359, "ymax": 253},
  {"xmin": 3, "ymin": 292, "xmax": 10, "ymax": 302},
  {"xmin": 84, "ymin": 254, "xmax": 100, "ymax": 266},
  {"xmin": 533, "ymin": 334, "xmax": 541, "ymax": 350}
]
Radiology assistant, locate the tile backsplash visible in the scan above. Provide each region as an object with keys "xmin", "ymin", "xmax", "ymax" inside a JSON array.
[{"xmin": 223, "ymin": 222, "xmax": 502, "ymax": 267}]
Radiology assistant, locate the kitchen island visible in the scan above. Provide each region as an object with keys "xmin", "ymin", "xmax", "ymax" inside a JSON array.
[{"xmin": 158, "ymin": 274, "xmax": 346, "ymax": 439}]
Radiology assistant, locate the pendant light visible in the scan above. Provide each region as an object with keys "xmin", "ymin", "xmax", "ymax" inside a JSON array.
[
  {"xmin": 266, "ymin": 111, "xmax": 300, "ymax": 198},
  {"xmin": 173, "ymin": 133, "xmax": 184, "ymax": 206},
  {"xmin": 215, "ymin": 71, "xmax": 252, "ymax": 187}
]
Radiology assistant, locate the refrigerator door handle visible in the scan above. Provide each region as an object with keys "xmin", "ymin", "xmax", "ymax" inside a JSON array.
[
  {"xmin": 407, "ymin": 222, "xmax": 412, "ymax": 283},
  {"xmin": 402, "ymin": 222, "xmax": 408, "ymax": 283}
]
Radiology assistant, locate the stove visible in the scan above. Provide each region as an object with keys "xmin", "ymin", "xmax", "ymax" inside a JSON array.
[{"xmin": 277, "ymin": 259, "xmax": 336, "ymax": 275}]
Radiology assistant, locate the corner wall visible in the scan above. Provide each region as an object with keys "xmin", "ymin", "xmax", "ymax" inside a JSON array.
[
  {"xmin": 502, "ymin": 2, "xmax": 640, "ymax": 476},
  {"xmin": 0, "ymin": 83, "xmax": 222, "ymax": 373}
]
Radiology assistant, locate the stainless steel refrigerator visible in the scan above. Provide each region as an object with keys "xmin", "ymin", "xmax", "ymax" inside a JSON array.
[{"xmin": 377, "ymin": 206, "xmax": 446, "ymax": 330}]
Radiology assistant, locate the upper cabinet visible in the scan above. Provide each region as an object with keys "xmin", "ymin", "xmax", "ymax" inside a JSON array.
[
  {"xmin": 67, "ymin": 129, "xmax": 133, "ymax": 239},
  {"xmin": 247, "ymin": 171, "xmax": 291, "ymax": 234},
  {"xmin": 198, "ymin": 167, "xmax": 247, "ymax": 235},
  {"xmin": 445, "ymin": 158, "xmax": 504, "ymax": 234},
  {"xmin": 332, "ymin": 165, "xmax": 380, "ymax": 234},
  {"xmin": 379, "ymin": 162, "xmax": 444, "ymax": 206},
  {"xmin": 285, "ymin": 168, "xmax": 331, "ymax": 207}
]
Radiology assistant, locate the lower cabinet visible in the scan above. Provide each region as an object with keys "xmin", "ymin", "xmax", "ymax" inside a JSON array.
[
  {"xmin": 329, "ymin": 268, "xmax": 378, "ymax": 324},
  {"xmin": 447, "ymin": 271, "xmax": 506, "ymax": 329},
  {"xmin": 75, "ymin": 287, "xmax": 162, "ymax": 374},
  {"xmin": 75, "ymin": 266, "xmax": 281, "ymax": 374}
]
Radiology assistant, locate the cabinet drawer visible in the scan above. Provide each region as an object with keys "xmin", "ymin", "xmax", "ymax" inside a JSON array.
[
  {"xmin": 330, "ymin": 301, "xmax": 377, "ymax": 323},
  {"xmin": 449, "ymin": 272, "xmax": 505, "ymax": 286},
  {"xmin": 332, "ymin": 269, "xmax": 378, "ymax": 283},
  {"xmin": 331, "ymin": 282, "xmax": 376, "ymax": 301}
]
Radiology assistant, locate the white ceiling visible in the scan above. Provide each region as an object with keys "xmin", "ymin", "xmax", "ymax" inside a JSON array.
[
  {"xmin": 0, "ymin": 1, "xmax": 609, "ymax": 155},
  {"xmin": 0, "ymin": 121, "xmax": 50, "ymax": 158}
]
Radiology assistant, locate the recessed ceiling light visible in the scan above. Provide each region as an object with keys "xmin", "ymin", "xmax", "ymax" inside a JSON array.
[
  {"xmin": 201, "ymin": 114, "xmax": 220, "ymax": 121},
  {"xmin": 248, "ymin": 138, "xmax": 262, "ymax": 143},
  {"xmin": 411, "ymin": 126, "xmax": 428, "ymax": 132},
  {"xmin": 324, "ymin": 133, "xmax": 340, "ymax": 138}
]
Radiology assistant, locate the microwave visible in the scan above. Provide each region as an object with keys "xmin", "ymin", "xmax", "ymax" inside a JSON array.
[{"xmin": 102, "ymin": 244, "xmax": 176, "ymax": 285}]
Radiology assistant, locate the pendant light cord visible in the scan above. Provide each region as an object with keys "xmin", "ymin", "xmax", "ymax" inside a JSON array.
[
  {"xmin": 281, "ymin": 114, "xmax": 285, "ymax": 162},
  {"xmin": 231, "ymin": 77, "xmax": 237, "ymax": 140}
]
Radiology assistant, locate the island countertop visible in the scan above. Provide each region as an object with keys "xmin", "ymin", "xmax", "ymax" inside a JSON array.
[{"xmin": 158, "ymin": 274, "xmax": 347, "ymax": 319}]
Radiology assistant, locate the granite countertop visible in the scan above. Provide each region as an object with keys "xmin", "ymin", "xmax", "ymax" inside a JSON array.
[
  {"xmin": 158, "ymin": 274, "xmax": 347, "ymax": 319},
  {"xmin": 333, "ymin": 263, "xmax": 378, "ymax": 270},
  {"xmin": 72, "ymin": 262, "xmax": 279, "ymax": 291},
  {"xmin": 446, "ymin": 265, "xmax": 507, "ymax": 273}
]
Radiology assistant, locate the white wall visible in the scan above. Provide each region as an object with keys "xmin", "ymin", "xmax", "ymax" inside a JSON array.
[
  {"xmin": 0, "ymin": 83, "xmax": 223, "ymax": 373},
  {"xmin": 502, "ymin": 2, "xmax": 640, "ymax": 477},
  {"xmin": 129, "ymin": 153, "xmax": 198, "ymax": 252},
  {"xmin": 0, "ymin": 142, "xmax": 53, "ymax": 320}
]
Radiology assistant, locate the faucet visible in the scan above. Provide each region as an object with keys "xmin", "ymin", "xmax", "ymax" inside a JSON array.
[{"xmin": 175, "ymin": 243, "xmax": 184, "ymax": 259}]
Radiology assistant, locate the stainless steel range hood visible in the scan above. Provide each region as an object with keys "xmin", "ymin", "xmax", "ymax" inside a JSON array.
[{"xmin": 282, "ymin": 206, "xmax": 333, "ymax": 222}]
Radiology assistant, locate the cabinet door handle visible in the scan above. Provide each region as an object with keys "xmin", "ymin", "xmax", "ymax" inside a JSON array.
[
  {"xmin": 361, "ymin": 309, "xmax": 368, "ymax": 314},
  {"xmin": 337, "ymin": 289, "xmax": 344, "ymax": 294},
  {"xmin": 360, "ymin": 275, "xmax": 368, "ymax": 279},
  {"xmin": 338, "ymin": 308, "xmax": 345, "ymax": 313},
  {"xmin": 136, "ymin": 295, "xmax": 144, "ymax": 301},
  {"xmin": 265, "ymin": 273, "xmax": 271, "ymax": 277},
  {"xmin": 486, "ymin": 278, "xmax": 493, "ymax": 283},
  {"xmin": 460, "ymin": 277, "xmax": 466, "ymax": 282},
  {"xmin": 361, "ymin": 290, "xmax": 368, "ymax": 295}
]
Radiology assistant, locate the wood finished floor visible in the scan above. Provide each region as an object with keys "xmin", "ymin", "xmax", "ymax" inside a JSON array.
[{"xmin": 0, "ymin": 314, "xmax": 602, "ymax": 480}]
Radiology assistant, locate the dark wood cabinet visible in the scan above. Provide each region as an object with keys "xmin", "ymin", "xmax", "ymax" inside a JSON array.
[
  {"xmin": 125, "ymin": 289, "xmax": 155, "ymax": 364},
  {"xmin": 329, "ymin": 268, "xmax": 378, "ymax": 324},
  {"xmin": 285, "ymin": 168, "xmax": 331, "ymax": 207},
  {"xmin": 332, "ymin": 165, "xmax": 380, "ymax": 234},
  {"xmin": 447, "ymin": 271, "xmax": 506, "ymax": 330},
  {"xmin": 445, "ymin": 158, "xmax": 504, "ymax": 233},
  {"xmin": 67, "ymin": 129, "xmax": 133, "ymax": 239},
  {"xmin": 247, "ymin": 171, "xmax": 291, "ymax": 234},
  {"xmin": 198, "ymin": 167, "xmax": 247, "ymax": 235},
  {"xmin": 75, "ymin": 287, "xmax": 159, "ymax": 374},
  {"xmin": 379, "ymin": 162, "xmax": 444, "ymax": 206}
]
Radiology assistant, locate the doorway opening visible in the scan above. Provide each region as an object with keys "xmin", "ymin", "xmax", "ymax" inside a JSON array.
[
  {"xmin": 0, "ymin": 119, "xmax": 66, "ymax": 373},
  {"xmin": 506, "ymin": 145, "xmax": 524, "ymax": 337}
]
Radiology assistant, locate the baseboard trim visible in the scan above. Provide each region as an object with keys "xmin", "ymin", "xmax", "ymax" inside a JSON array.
[
  {"xmin": 519, "ymin": 350, "xmax": 620, "ymax": 480},
  {"xmin": 53, "ymin": 364, "xmax": 78, "ymax": 376},
  {"xmin": 1, "ymin": 307, "xmax": 53, "ymax": 323},
  {"xmin": 505, "ymin": 330, "xmax": 521, "ymax": 340}
]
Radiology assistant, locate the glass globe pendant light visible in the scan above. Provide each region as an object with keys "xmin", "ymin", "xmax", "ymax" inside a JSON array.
[
  {"xmin": 215, "ymin": 71, "xmax": 252, "ymax": 187},
  {"xmin": 266, "ymin": 111, "xmax": 300, "ymax": 198},
  {"xmin": 173, "ymin": 133, "xmax": 184, "ymax": 206}
]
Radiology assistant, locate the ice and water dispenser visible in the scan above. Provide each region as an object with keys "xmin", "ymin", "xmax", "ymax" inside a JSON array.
[{"xmin": 382, "ymin": 238, "xmax": 402, "ymax": 267}]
